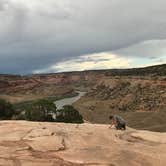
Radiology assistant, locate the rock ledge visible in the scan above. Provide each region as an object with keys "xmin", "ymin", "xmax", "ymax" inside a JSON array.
[{"xmin": 0, "ymin": 121, "xmax": 166, "ymax": 166}]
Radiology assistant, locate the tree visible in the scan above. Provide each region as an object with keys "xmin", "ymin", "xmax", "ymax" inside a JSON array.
[
  {"xmin": 25, "ymin": 99, "xmax": 57, "ymax": 122},
  {"xmin": 56, "ymin": 105, "xmax": 83, "ymax": 123},
  {"xmin": 0, "ymin": 99, "xmax": 15, "ymax": 119}
]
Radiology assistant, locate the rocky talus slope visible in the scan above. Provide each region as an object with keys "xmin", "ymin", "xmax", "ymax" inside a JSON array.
[
  {"xmin": 87, "ymin": 78, "xmax": 166, "ymax": 112},
  {"xmin": 0, "ymin": 121, "xmax": 166, "ymax": 166}
]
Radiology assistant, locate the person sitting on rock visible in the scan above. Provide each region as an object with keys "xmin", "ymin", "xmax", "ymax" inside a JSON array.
[{"xmin": 109, "ymin": 115, "xmax": 126, "ymax": 130}]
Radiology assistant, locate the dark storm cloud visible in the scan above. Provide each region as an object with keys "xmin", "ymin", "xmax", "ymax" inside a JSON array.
[{"xmin": 0, "ymin": 0, "xmax": 166, "ymax": 74}]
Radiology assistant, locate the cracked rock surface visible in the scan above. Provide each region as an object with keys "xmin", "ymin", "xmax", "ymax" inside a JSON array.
[{"xmin": 0, "ymin": 121, "xmax": 166, "ymax": 166}]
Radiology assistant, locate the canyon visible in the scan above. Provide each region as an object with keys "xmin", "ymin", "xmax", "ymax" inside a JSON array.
[
  {"xmin": 0, "ymin": 64, "xmax": 166, "ymax": 165},
  {"xmin": 0, "ymin": 64, "xmax": 166, "ymax": 131}
]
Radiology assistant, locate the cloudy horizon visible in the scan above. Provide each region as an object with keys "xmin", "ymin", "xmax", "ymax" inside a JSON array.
[{"xmin": 0, "ymin": 0, "xmax": 166, "ymax": 74}]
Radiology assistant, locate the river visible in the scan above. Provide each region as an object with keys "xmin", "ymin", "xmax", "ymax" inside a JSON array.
[{"xmin": 54, "ymin": 91, "xmax": 86, "ymax": 110}]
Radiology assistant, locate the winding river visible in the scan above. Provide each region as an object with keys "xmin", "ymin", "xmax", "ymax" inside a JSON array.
[{"xmin": 54, "ymin": 91, "xmax": 86, "ymax": 110}]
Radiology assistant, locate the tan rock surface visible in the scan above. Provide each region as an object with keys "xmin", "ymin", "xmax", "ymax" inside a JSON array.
[{"xmin": 0, "ymin": 121, "xmax": 166, "ymax": 166}]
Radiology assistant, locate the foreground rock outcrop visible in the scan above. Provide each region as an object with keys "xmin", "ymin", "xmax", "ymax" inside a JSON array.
[{"xmin": 0, "ymin": 121, "xmax": 166, "ymax": 166}]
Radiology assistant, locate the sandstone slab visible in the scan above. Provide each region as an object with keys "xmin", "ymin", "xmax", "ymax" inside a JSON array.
[{"xmin": 0, "ymin": 121, "xmax": 166, "ymax": 166}]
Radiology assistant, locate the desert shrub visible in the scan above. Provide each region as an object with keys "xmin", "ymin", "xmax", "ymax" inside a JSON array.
[
  {"xmin": 56, "ymin": 105, "xmax": 83, "ymax": 123},
  {"xmin": 14, "ymin": 100, "xmax": 33, "ymax": 112},
  {"xmin": 25, "ymin": 99, "xmax": 57, "ymax": 122},
  {"xmin": 0, "ymin": 99, "xmax": 15, "ymax": 119}
]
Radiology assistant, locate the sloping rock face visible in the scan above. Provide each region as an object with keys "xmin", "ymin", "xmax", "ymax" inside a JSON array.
[{"xmin": 0, "ymin": 121, "xmax": 166, "ymax": 166}]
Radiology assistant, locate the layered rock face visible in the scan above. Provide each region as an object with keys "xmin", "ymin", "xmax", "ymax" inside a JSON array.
[
  {"xmin": 0, "ymin": 72, "xmax": 101, "ymax": 94},
  {"xmin": 0, "ymin": 121, "xmax": 166, "ymax": 166},
  {"xmin": 0, "ymin": 73, "xmax": 94, "ymax": 103}
]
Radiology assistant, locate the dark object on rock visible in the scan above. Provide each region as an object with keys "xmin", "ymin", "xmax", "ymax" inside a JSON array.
[{"xmin": 109, "ymin": 115, "xmax": 126, "ymax": 130}]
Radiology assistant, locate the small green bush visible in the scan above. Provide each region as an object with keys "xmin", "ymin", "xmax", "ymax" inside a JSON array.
[
  {"xmin": 25, "ymin": 99, "xmax": 57, "ymax": 122},
  {"xmin": 0, "ymin": 99, "xmax": 15, "ymax": 119},
  {"xmin": 56, "ymin": 105, "xmax": 83, "ymax": 123}
]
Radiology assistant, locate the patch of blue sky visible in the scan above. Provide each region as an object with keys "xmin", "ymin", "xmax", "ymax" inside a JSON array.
[{"xmin": 131, "ymin": 55, "xmax": 166, "ymax": 67}]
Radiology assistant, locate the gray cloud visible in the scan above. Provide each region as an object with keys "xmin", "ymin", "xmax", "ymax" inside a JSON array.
[
  {"xmin": 0, "ymin": 0, "xmax": 166, "ymax": 74},
  {"xmin": 0, "ymin": 0, "xmax": 9, "ymax": 11},
  {"xmin": 114, "ymin": 40, "xmax": 166, "ymax": 58}
]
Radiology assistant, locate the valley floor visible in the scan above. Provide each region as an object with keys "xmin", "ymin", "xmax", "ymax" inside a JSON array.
[{"xmin": 0, "ymin": 121, "xmax": 166, "ymax": 166}]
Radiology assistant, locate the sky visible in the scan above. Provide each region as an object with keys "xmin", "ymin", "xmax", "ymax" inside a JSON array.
[{"xmin": 0, "ymin": 0, "xmax": 166, "ymax": 74}]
